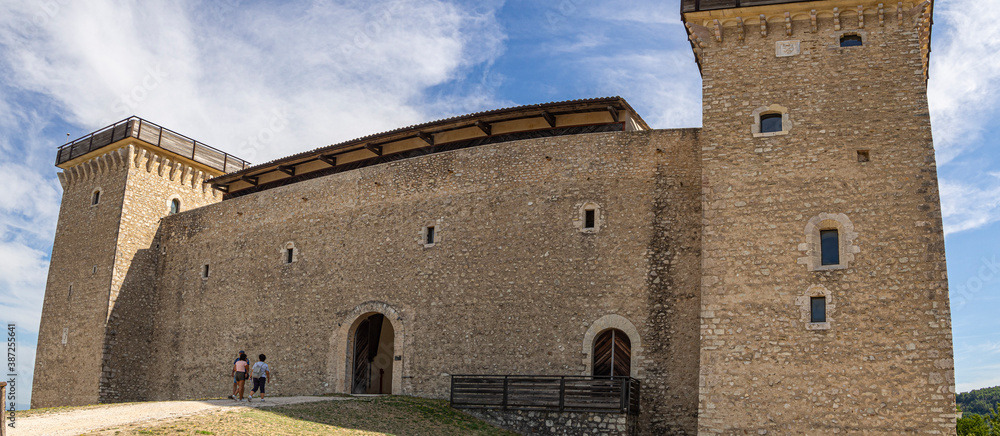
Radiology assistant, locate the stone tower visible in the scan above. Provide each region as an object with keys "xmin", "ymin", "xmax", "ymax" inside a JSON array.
[
  {"xmin": 683, "ymin": 0, "xmax": 954, "ymax": 434},
  {"xmin": 32, "ymin": 119, "xmax": 240, "ymax": 407}
]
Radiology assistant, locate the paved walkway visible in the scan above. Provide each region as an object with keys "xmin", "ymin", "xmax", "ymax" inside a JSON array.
[{"xmin": 14, "ymin": 396, "xmax": 343, "ymax": 436}]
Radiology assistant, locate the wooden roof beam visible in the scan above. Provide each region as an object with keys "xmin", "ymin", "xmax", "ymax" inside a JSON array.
[
  {"xmin": 417, "ymin": 132, "xmax": 434, "ymax": 146},
  {"xmin": 319, "ymin": 154, "xmax": 337, "ymax": 166},
  {"xmin": 240, "ymin": 175, "xmax": 259, "ymax": 186},
  {"xmin": 211, "ymin": 183, "xmax": 229, "ymax": 193},
  {"xmin": 541, "ymin": 111, "xmax": 557, "ymax": 128},
  {"xmin": 277, "ymin": 165, "xmax": 296, "ymax": 176},
  {"xmin": 475, "ymin": 120, "xmax": 492, "ymax": 136},
  {"xmin": 364, "ymin": 143, "xmax": 383, "ymax": 156},
  {"xmin": 607, "ymin": 106, "xmax": 620, "ymax": 123}
]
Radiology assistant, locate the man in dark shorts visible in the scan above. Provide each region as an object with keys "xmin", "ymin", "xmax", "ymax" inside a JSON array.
[
  {"xmin": 248, "ymin": 354, "xmax": 270, "ymax": 402},
  {"xmin": 229, "ymin": 350, "xmax": 247, "ymax": 400}
]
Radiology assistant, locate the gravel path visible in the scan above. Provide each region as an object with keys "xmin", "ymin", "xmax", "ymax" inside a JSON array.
[{"xmin": 13, "ymin": 396, "xmax": 344, "ymax": 436}]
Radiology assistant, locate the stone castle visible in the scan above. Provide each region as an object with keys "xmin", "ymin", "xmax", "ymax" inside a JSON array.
[{"xmin": 33, "ymin": 0, "xmax": 955, "ymax": 434}]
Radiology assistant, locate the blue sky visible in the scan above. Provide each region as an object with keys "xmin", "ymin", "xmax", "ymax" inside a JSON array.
[{"xmin": 0, "ymin": 0, "xmax": 997, "ymax": 410}]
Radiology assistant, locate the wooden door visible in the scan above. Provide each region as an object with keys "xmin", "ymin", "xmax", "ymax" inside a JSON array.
[{"xmin": 592, "ymin": 329, "xmax": 631, "ymax": 377}]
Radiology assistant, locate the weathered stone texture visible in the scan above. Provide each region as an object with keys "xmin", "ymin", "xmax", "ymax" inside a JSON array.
[
  {"xmin": 465, "ymin": 409, "xmax": 638, "ymax": 436},
  {"xmin": 694, "ymin": 5, "xmax": 954, "ymax": 435},
  {"xmin": 135, "ymin": 130, "xmax": 702, "ymax": 434}
]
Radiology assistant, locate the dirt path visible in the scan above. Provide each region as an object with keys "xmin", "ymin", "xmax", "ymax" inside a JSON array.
[{"xmin": 13, "ymin": 396, "xmax": 344, "ymax": 436}]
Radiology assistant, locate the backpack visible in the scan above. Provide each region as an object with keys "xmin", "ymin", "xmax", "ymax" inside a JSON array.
[{"xmin": 252, "ymin": 362, "xmax": 265, "ymax": 378}]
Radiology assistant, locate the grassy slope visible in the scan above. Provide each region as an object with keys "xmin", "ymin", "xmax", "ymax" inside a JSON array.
[{"xmin": 82, "ymin": 396, "xmax": 517, "ymax": 436}]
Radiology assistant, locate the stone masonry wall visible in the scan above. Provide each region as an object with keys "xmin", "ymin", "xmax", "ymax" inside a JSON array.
[
  {"xmin": 692, "ymin": 2, "xmax": 955, "ymax": 434},
  {"xmin": 32, "ymin": 148, "xmax": 131, "ymax": 408},
  {"xmin": 100, "ymin": 144, "xmax": 224, "ymax": 402},
  {"xmin": 136, "ymin": 130, "xmax": 701, "ymax": 435},
  {"xmin": 463, "ymin": 408, "xmax": 638, "ymax": 436}
]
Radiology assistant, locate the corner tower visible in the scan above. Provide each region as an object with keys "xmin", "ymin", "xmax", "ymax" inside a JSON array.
[
  {"xmin": 683, "ymin": 0, "xmax": 954, "ymax": 434},
  {"xmin": 32, "ymin": 119, "xmax": 245, "ymax": 407}
]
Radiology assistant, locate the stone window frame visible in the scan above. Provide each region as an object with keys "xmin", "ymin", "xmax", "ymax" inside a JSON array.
[
  {"xmin": 752, "ymin": 104, "xmax": 792, "ymax": 138},
  {"xmin": 282, "ymin": 241, "xmax": 298, "ymax": 265},
  {"xmin": 167, "ymin": 195, "xmax": 182, "ymax": 215},
  {"xmin": 420, "ymin": 222, "xmax": 441, "ymax": 248},
  {"xmin": 796, "ymin": 284, "xmax": 835, "ymax": 330},
  {"xmin": 62, "ymin": 327, "xmax": 68, "ymax": 345},
  {"xmin": 574, "ymin": 201, "xmax": 603, "ymax": 234},
  {"xmin": 91, "ymin": 187, "xmax": 103, "ymax": 206},
  {"xmin": 200, "ymin": 263, "xmax": 210, "ymax": 280},
  {"xmin": 797, "ymin": 212, "xmax": 860, "ymax": 271},
  {"xmin": 581, "ymin": 314, "xmax": 643, "ymax": 378},
  {"xmin": 834, "ymin": 30, "xmax": 867, "ymax": 49}
]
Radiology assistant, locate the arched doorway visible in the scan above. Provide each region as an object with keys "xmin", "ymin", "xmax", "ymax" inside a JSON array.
[
  {"xmin": 352, "ymin": 313, "xmax": 395, "ymax": 394},
  {"xmin": 592, "ymin": 329, "xmax": 631, "ymax": 377}
]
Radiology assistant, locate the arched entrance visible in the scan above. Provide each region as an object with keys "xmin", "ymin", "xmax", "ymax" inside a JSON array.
[
  {"xmin": 351, "ymin": 313, "xmax": 395, "ymax": 394},
  {"xmin": 592, "ymin": 328, "xmax": 631, "ymax": 377}
]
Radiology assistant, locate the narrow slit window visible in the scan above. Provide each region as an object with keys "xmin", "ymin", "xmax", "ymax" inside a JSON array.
[
  {"xmin": 169, "ymin": 198, "xmax": 181, "ymax": 214},
  {"xmin": 760, "ymin": 113, "xmax": 782, "ymax": 133},
  {"xmin": 811, "ymin": 297, "xmax": 827, "ymax": 323},
  {"xmin": 285, "ymin": 248, "xmax": 294, "ymax": 264},
  {"xmin": 201, "ymin": 264, "xmax": 210, "ymax": 278},
  {"xmin": 584, "ymin": 209, "xmax": 596, "ymax": 229},
  {"xmin": 820, "ymin": 229, "xmax": 840, "ymax": 266},
  {"xmin": 840, "ymin": 35, "xmax": 863, "ymax": 47},
  {"xmin": 68, "ymin": 284, "xmax": 73, "ymax": 299},
  {"xmin": 92, "ymin": 190, "xmax": 101, "ymax": 205},
  {"xmin": 426, "ymin": 226, "xmax": 436, "ymax": 245}
]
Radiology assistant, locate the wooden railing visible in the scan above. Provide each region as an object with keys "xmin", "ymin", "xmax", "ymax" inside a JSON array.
[
  {"xmin": 450, "ymin": 375, "xmax": 640, "ymax": 415},
  {"xmin": 55, "ymin": 117, "xmax": 250, "ymax": 173},
  {"xmin": 681, "ymin": 0, "xmax": 815, "ymax": 13}
]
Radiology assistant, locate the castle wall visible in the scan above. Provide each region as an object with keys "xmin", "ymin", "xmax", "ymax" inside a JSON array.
[
  {"xmin": 138, "ymin": 130, "xmax": 702, "ymax": 434},
  {"xmin": 33, "ymin": 150, "xmax": 130, "ymax": 407},
  {"xmin": 100, "ymin": 145, "xmax": 223, "ymax": 402},
  {"xmin": 692, "ymin": 3, "xmax": 955, "ymax": 434}
]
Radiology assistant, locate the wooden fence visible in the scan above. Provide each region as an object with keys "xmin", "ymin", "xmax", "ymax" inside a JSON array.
[
  {"xmin": 681, "ymin": 0, "xmax": 815, "ymax": 12},
  {"xmin": 450, "ymin": 375, "xmax": 640, "ymax": 415},
  {"xmin": 55, "ymin": 117, "xmax": 250, "ymax": 174}
]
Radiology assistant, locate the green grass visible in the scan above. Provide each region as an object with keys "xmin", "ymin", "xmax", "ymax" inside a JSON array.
[{"xmin": 83, "ymin": 396, "xmax": 517, "ymax": 436}]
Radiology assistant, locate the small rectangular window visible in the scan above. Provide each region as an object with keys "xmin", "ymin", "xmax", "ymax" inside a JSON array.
[
  {"xmin": 857, "ymin": 150, "xmax": 870, "ymax": 162},
  {"xmin": 426, "ymin": 226, "xmax": 436, "ymax": 245},
  {"xmin": 760, "ymin": 113, "xmax": 783, "ymax": 133},
  {"xmin": 811, "ymin": 297, "xmax": 827, "ymax": 323},
  {"xmin": 286, "ymin": 248, "xmax": 294, "ymax": 264},
  {"xmin": 202, "ymin": 264, "xmax": 210, "ymax": 278},
  {"xmin": 820, "ymin": 229, "xmax": 840, "ymax": 266},
  {"xmin": 584, "ymin": 209, "xmax": 596, "ymax": 229}
]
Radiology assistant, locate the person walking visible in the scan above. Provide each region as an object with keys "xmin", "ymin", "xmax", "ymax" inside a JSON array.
[
  {"xmin": 229, "ymin": 350, "xmax": 247, "ymax": 400},
  {"xmin": 233, "ymin": 354, "xmax": 250, "ymax": 401},
  {"xmin": 247, "ymin": 354, "xmax": 270, "ymax": 403}
]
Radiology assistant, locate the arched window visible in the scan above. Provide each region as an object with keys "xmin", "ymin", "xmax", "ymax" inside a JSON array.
[
  {"xmin": 820, "ymin": 229, "xmax": 840, "ymax": 265},
  {"xmin": 592, "ymin": 329, "xmax": 631, "ymax": 377},
  {"xmin": 840, "ymin": 34, "xmax": 863, "ymax": 47},
  {"xmin": 760, "ymin": 113, "xmax": 783, "ymax": 133},
  {"xmin": 169, "ymin": 198, "xmax": 181, "ymax": 214}
]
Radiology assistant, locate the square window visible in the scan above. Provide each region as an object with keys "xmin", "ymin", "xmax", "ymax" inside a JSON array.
[
  {"xmin": 857, "ymin": 150, "xmax": 870, "ymax": 162},
  {"xmin": 811, "ymin": 297, "xmax": 827, "ymax": 323},
  {"xmin": 820, "ymin": 229, "xmax": 840, "ymax": 266},
  {"xmin": 760, "ymin": 113, "xmax": 783, "ymax": 133}
]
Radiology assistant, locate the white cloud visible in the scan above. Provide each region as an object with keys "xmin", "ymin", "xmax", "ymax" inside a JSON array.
[
  {"xmin": 928, "ymin": 0, "xmax": 1000, "ymax": 165},
  {"xmin": 939, "ymin": 177, "xmax": 1000, "ymax": 234},
  {"xmin": 0, "ymin": 0, "xmax": 507, "ymax": 163},
  {"xmin": 585, "ymin": 51, "xmax": 702, "ymax": 129}
]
